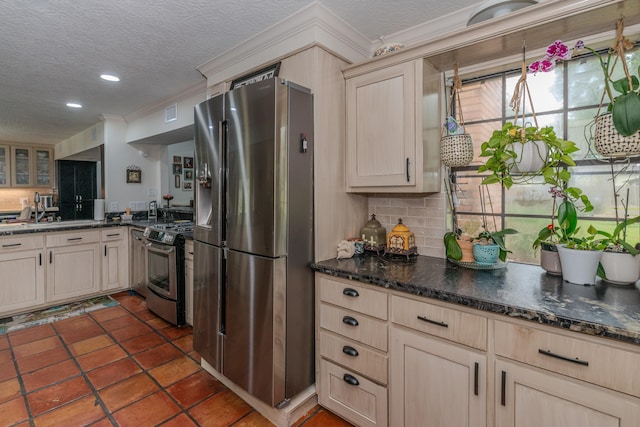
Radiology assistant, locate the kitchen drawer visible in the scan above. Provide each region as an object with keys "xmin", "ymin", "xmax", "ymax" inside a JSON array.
[
  {"xmin": 46, "ymin": 230, "xmax": 100, "ymax": 247},
  {"xmin": 391, "ymin": 295, "xmax": 487, "ymax": 351},
  {"xmin": 0, "ymin": 234, "xmax": 44, "ymax": 252},
  {"xmin": 318, "ymin": 275, "xmax": 388, "ymax": 320},
  {"xmin": 101, "ymin": 228, "xmax": 126, "ymax": 241},
  {"xmin": 320, "ymin": 304, "xmax": 388, "ymax": 352},
  {"xmin": 185, "ymin": 240, "xmax": 194, "ymax": 261},
  {"xmin": 495, "ymin": 320, "xmax": 640, "ymax": 397},
  {"xmin": 320, "ymin": 330, "xmax": 388, "ymax": 385},
  {"xmin": 319, "ymin": 359, "xmax": 388, "ymax": 427}
]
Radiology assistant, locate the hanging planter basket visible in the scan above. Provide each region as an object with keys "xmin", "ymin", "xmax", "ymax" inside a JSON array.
[
  {"xmin": 441, "ymin": 133, "xmax": 474, "ymax": 167},
  {"xmin": 594, "ymin": 113, "xmax": 640, "ymax": 158},
  {"xmin": 441, "ymin": 64, "xmax": 474, "ymax": 168},
  {"xmin": 506, "ymin": 139, "xmax": 549, "ymax": 173}
]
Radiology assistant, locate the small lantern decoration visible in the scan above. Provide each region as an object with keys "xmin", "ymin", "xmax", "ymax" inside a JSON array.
[
  {"xmin": 385, "ymin": 218, "xmax": 418, "ymax": 258},
  {"xmin": 360, "ymin": 214, "xmax": 387, "ymax": 253}
]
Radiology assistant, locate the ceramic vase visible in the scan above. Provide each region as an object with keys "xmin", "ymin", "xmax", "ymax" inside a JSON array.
[
  {"xmin": 593, "ymin": 113, "xmax": 640, "ymax": 158},
  {"xmin": 540, "ymin": 244, "xmax": 562, "ymax": 276},
  {"xmin": 599, "ymin": 251, "xmax": 640, "ymax": 285},
  {"xmin": 556, "ymin": 244, "xmax": 603, "ymax": 286},
  {"xmin": 507, "ymin": 140, "xmax": 548, "ymax": 173},
  {"xmin": 440, "ymin": 134, "xmax": 474, "ymax": 167},
  {"xmin": 473, "ymin": 243, "xmax": 499, "ymax": 264}
]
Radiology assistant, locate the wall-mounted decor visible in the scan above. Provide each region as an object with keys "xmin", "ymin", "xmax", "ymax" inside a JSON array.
[
  {"xmin": 231, "ymin": 62, "xmax": 281, "ymax": 89},
  {"xmin": 175, "ymin": 175, "xmax": 181, "ymax": 188},
  {"xmin": 173, "ymin": 163, "xmax": 182, "ymax": 175},
  {"xmin": 184, "ymin": 169, "xmax": 193, "ymax": 181},
  {"xmin": 183, "ymin": 181, "xmax": 192, "ymax": 190},
  {"xmin": 126, "ymin": 165, "xmax": 141, "ymax": 183},
  {"xmin": 183, "ymin": 157, "xmax": 193, "ymax": 168},
  {"xmin": 173, "ymin": 156, "xmax": 182, "ymax": 164}
]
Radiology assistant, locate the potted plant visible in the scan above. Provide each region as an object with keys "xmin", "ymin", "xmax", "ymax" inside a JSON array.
[
  {"xmin": 556, "ymin": 225, "xmax": 607, "ymax": 286},
  {"xmin": 440, "ymin": 63, "xmax": 474, "ymax": 168},
  {"xmin": 444, "ymin": 229, "xmax": 475, "ymax": 263},
  {"xmin": 530, "ymin": 21, "xmax": 640, "ymax": 157},
  {"xmin": 470, "ymin": 228, "xmax": 518, "ymax": 264},
  {"xmin": 479, "ymin": 122, "xmax": 572, "ymax": 189},
  {"xmin": 593, "ymin": 216, "xmax": 640, "ymax": 285}
]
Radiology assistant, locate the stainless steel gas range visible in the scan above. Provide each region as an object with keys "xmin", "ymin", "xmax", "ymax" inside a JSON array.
[{"xmin": 142, "ymin": 221, "xmax": 193, "ymax": 326}]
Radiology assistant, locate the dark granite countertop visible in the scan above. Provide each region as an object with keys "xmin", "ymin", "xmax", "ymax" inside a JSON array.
[
  {"xmin": 0, "ymin": 219, "xmax": 125, "ymax": 236},
  {"xmin": 311, "ymin": 254, "xmax": 640, "ymax": 346}
]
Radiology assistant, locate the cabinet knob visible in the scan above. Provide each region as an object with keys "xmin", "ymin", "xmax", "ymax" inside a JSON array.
[
  {"xmin": 342, "ymin": 288, "xmax": 359, "ymax": 297},
  {"xmin": 343, "ymin": 374, "xmax": 360, "ymax": 386},
  {"xmin": 342, "ymin": 316, "xmax": 359, "ymax": 327},
  {"xmin": 342, "ymin": 346, "xmax": 359, "ymax": 357}
]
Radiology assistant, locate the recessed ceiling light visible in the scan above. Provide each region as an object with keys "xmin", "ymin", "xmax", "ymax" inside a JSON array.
[
  {"xmin": 66, "ymin": 103, "xmax": 82, "ymax": 108},
  {"xmin": 100, "ymin": 74, "xmax": 120, "ymax": 82}
]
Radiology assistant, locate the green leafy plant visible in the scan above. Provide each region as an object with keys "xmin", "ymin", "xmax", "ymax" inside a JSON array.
[
  {"xmin": 478, "ymin": 123, "xmax": 577, "ymax": 189},
  {"xmin": 444, "ymin": 231, "xmax": 463, "ymax": 260},
  {"xmin": 593, "ymin": 216, "xmax": 640, "ymax": 255},
  {"xmin": 564, "ymin": 225, "xmax": 607, "ymax": 251},
  {"xmin": 470, "ymin": 228, "xmax": 518, "ymax": 262}
]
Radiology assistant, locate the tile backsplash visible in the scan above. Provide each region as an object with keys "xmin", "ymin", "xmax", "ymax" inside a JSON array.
[{"xmin": 368, "ymin": 192, "xmax": 447, "ymax": 258}]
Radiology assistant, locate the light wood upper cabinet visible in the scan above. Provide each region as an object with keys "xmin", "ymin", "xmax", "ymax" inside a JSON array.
[
  {"xmin": 344, "ymin": 58, "xmax": 441, "ymax": 193},
  {"xmin": 0, "ymin": 144, "xmax": 10, "ymax": 187},
  {"xmin": 9, "ymin": 145, "xmax": 54, "ymax": 187}
]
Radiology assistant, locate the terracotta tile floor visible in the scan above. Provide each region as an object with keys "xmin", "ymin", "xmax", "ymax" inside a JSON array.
[{"xmin": 0, "ymin": 292, "xmax": 353, "ymax": 427}]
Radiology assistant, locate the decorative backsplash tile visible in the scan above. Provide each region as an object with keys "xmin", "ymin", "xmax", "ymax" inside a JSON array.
[{"xmin": 368, "ymin": 192, "xmax": 447, "ymax": 258}]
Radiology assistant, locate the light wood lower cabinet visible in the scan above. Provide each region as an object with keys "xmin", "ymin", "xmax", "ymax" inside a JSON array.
[
  {"xmin": 315, "ymin": 273, "xmax": 640, "ymax": 427},
  {"xmin": 185, "ymin": 240, "xmax": 194, "ymax": 325},
  {"xmin": 101, "ymin": 229, "xmax": 129, "ymax": 291},
  {"xmin": 495, "ymin": 359, "xmax": 640, "ymax": 426},
  {"xmin": 0, "ymin": 235, "xmax": 45, "ymax": 313},
  {"xmin": 46, "ymin": 230, "xmax": 101, "ymax": 303}
]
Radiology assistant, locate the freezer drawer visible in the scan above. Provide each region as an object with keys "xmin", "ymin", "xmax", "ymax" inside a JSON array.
[{"xmin": 193, "ymin": 241, "xmax": 223, "ymax": 371}]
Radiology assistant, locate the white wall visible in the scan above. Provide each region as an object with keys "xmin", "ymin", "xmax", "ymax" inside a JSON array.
[{"xmin": 166, "ymin": 141, "xmax": 194, "ymax": 207}]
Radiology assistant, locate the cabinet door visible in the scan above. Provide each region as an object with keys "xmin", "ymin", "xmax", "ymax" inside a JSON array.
[
  {"xmin": 47, "ymin": 243, "xmax": 101, "ymax": 302},
  {"xmin": 390, "ymin": 327, "xmax": 486, "ymax": 427},
  {"xmin": 12, "ymin": 146, "xmax": 32, "ymax": 186},
  {"xmin": 346, "ymin": 61, "xmax": 418, "ymax": 189},
  {"xmin": 495, "ymin": 359, "xmax": 640, "ymax": 427},
  {"xmin": 34, "ymin": 147, "xmax": 53, "ymax": 186},
  {"xmin": 0, "ymin": 144, "xmax": 10, "ymax": 186},
  {"xmin": 102, "ymin": 230, "xmax": 129, "ymax": 291},
  {"xmin": 0, "ymin": 249, "xmax": 45, "ymax": 315}
]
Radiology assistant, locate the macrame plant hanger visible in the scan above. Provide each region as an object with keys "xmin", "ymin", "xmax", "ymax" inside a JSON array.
[{"xmin": 440, "ymin": 63, "xmax": 474, "ymax": 167}]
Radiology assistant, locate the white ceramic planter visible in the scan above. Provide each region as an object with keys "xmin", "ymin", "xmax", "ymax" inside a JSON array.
[
  {"xmin": 508, "ymin": 140, "xmax": 548, "ymax": 173},
  {"xmin": 599, "ymin": 251, "xmax": 640, "ymax": 285},
  {"xmin": 556, "ymin": 244, "xmax": 603, "ymax": 286}
]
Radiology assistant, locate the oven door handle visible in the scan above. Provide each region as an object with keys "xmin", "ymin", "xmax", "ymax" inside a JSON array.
[{"xmin": 146, "ymin": 243, "xmax": 176, "ymax": 256}]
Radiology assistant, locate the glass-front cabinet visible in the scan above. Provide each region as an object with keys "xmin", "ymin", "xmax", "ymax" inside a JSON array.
[
  {"xmin": 9, "ymin": 146, "xmax": 53, "ymax": 187},
  {"xmin": 0, "ymin": 145, "xmax": 9, "ymax": 187}
]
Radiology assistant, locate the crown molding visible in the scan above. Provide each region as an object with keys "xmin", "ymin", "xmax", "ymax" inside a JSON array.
[{"xmin": 196, "ymin": 1, "xmax": 371, "ymax": 85}]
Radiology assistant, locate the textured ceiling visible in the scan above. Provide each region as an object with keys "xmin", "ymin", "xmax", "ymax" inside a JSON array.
[{"xmin": 0, "ymin": 0, "xmax": 484, "ymax": 145}]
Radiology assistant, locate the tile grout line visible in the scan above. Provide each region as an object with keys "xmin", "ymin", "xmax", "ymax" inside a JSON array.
[{"xmin": 5, "ymin": 334, "xmax": 37, "ymax": 427}]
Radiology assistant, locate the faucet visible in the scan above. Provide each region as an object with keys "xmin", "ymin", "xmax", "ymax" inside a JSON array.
[{"xmin": 34, "ymin": 192, "xmax": 40, "ymax": 223}]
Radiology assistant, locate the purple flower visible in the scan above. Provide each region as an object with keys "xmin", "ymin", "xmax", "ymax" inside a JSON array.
[
  {"xmin": 574, "ymin": 40, "xmax": 584, "ymax": 50},
  {"xmin": 546, "ymin": 40, "xmax": 572, "ymax": 60},
  {"xmin": 529, "ymin": 59, "xmax": 556, "ymax": 74}
]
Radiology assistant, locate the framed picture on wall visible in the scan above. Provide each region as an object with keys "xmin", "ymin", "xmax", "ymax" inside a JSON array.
[
  {"xmin": 173, "ymin": 156, "xmax": 182, "ymax": 164},
  {"xmin": 183, "ymin": 181, "xmax": 192, "ymax": 190},
  {"xmin": 126, "ymin": 168, "xmax": 141, "ymax": 183},
  {"xmin": 184, "ymin": 169, "xmax": 193, "ymax": 181},
  {"xmin": 175, "ymin": 175, "xmax": 180, "ymax": 188},
  {"xmin": 183, "ymin": 157, "xmax": 193, "ymax": 168},
  {"xmin": 173, "ymin": 163, "xmax": 182, "ymax": 175}
]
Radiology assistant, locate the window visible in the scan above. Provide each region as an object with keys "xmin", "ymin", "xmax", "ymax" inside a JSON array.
[{"xmin": 451, "ymin": 46, "xmax": 640, "ymax": 264}]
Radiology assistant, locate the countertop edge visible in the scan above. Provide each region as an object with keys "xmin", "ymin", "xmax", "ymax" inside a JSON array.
[{"xmin": 311, "ymin": 261, "xmax": 640, "ymax": 347}]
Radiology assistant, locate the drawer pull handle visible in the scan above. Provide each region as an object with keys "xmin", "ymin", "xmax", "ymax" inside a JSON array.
[
  {"xmin": 501, "ymin": 371, "xmax": 506, "ymax": 406},
  {"xmin": 106, "ymin": 233, "xmax": 120, "ymax": 237},
  {"xmin": 417, "ymin": 315, "xmax": 448, "ymax": 328},
  {"xmin": 2, "ymin": 243, "xmax": 22, "ymax": 248},
  {"xmin": 538, "ymin": 349, "xmax": 589, "ymax": 366},
  {"xmin": 342, "ymin": 288, "xmax": 359, "ymax": 297},
  {"xmin": 474, "ymin": 362, "xmax": 479, "ymax": 396},
  {"xmin": 343, "ymin": 374, "xmax": 360, "ymax": 386},
  {"xmin": 342, "ymin": 346, "xmax": 359, "ymax": 357},
  {"xmin": 67, "ymin": 237, "xmax": 83, "ymax": 242},
  {"xmin": 342, "ymin": 316, "xmax": 359, "ymax": 327}
]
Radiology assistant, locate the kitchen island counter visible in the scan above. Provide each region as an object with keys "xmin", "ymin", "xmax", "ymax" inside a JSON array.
[
  {"xmin": 311, "ymin": 254, "xmax": 640, "ymax": 345},
  {"xmin": 0, "ymin": 219, "xmax": 125, "ymax": 236}
]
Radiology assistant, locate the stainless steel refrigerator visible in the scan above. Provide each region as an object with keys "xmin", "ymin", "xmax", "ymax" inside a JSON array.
[{"xmin": 193, "ymin": 78, "xmax": 314, "ymax": 408}]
